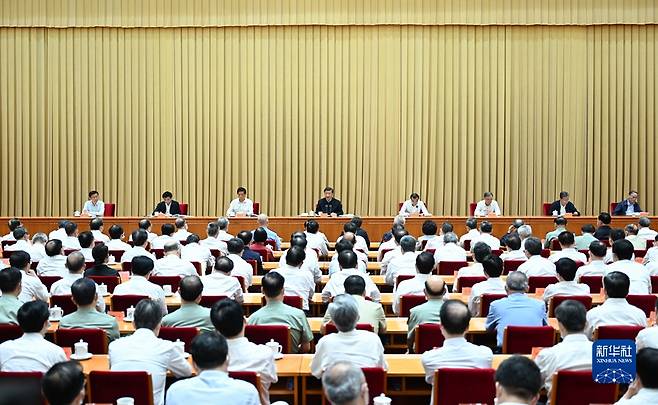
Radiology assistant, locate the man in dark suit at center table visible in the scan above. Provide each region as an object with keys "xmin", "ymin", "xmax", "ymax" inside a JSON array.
[
  {"xmin": 153, "ymin": 191, "xmax": 181, "ymax": 216},
  {"xmin": 315, "ymin": 186, "xmax": 344, "ymax": 217},
  {"xmin": 548, "ymin": 191, "xmax": 580, "ymax": 216},
  {"xmin": 613, "ymin": 190, "xmax": 642, "ymax": 216}
]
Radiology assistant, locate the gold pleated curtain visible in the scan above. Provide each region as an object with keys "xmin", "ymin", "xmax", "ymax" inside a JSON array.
[{"xmin": 0, "ymin": 1, "xmax": 656, "ymax": 217}]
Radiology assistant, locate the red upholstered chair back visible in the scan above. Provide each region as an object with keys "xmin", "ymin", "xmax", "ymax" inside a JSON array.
[
  {"xmin": 250, "ymin": 244, "xmax": 274, "ymax": 262},
  {"xmin": 63, "ymin": 249, "xmax": 77, "ymax": 256},
  {"xmin": 87, "ymin": 275, "xmax": 121, "ymax": 293},
  {"xmin": 433, "ymin": 368, "xmax": 495, "ymax": 405},
  {"xmin": 158, "ymin": 327, "xmax": 199, "ymax": 352},
  {"xmin": 479, "ymin": 294, "xmax": 507, "ymax": 317},
  {"xmin": 0, "ymin": 371, "xmax": 44, "ymax": 404},
  {"xmin": 103, "ymin": 203, "xmax": 116, "ymax": 217},
  {"xmin": 601, "ymin": 239, "xmax": 611, "ymax": 247},
  {"xmin": 55, "ymin": 328, "xmax": 108, "ymax": 354},
  {"xmin": 463, "ymin": 240, "xmax": 472, "ymax": 251},
  {"xmin": 88, "ymin": 371, "xmax": 154, "ymax": 405},
  {"xmin": 627, "ymin": 294, "xmax": 658, "ymax": 317},
  {"xmin": 502, "ymin": 326, "xmax": 556, "ymax": 354},
  {"xmin": 1, "ymin": 250, "xmax": 13, "ymax": 259},
  {"xmin": 542, "ymin": 202, "xmax": 552, "ymax": 216},
  {"xmin": 548, "ymin": 295, "xmax": 593, "ymax": 317},
  {"xmin": 594, "ymin": 325, "xmax": 645, "ymax": 341},
  {"xmin": 635, "ymin": 249, "xmax": 648, "ymax": 258},
  {"xmin": 577, "ymin": 249, "xmax": 590, "ymax": 260},
  {"xmin": 253, "ymin": 202, "xmax": 261, "ymax": 215},
  {"xmin": 108, "ymin": 250, "xmax": 124, "ymax": 262},
  {"xmin": 150, "ymin": 248, "xmax": 165, "ymax": 259},
  {"xmin": 415, "ymin": 323, "xmax": 445, "ymax": 354},
  {"xmin": 85, "ymin": 261, "xmax": 95, "ymax": 269},
  {"xmin": 437, "ymin": 261, "xmax": 468, "ymax": 276},
  {"xmin": 50, "ymin": 295, "xmax": 77, "ymax": 315},
  {"xmin": 38, "ymin": 275, "xmax": 62, "ymax": 291},
  {"xmin": 551, "ymin": 370, "xmax": 618, "ymax": 405},
  {"xmin": 0, "ymin": 240, "xmax": 16, "ymax": 249},
  {"xmin": 199, "ymin": 295, "xmax": 228, "ymax": 308},
  {"xmin": 233, "ymin": 275, "xmax": 247, "ymax": 292},
  {"xmin": 324, "ymin": 323, "xmax": 374, "ymax": 335},
  {"xmin": 652, "ymin": 275, "xmax": 658, "ymax": 293},
  {"xmin": 149, "ymin": 275, "xmax": 181, "ymax": 292},
  {"xmin": 527, "ymin": 276, "xmax": 559, "ymax": 292},
  {"xmin": 400, "ymin": 295, "xmax": 427, "ymax": 317},
  {"xmin": 0, "ymin": 324, "xmax": 22, "ymax": 343},
  {"xmin": 490, "ymin": 249, "xmax": 502, "ymax": 257},
  {"xmin": 265, "ymin": 239, "xmax": 277, "ymax": 250},
  {"xmin": 503, "ymin": 259, "xmax": 525, "ymax": 274},
  {"xmin": 398, "ymin": 202, "xmax": 404, "ymax": 211},
  {"xmin": 455, "ymin": 276, "xmax": 486, "ymax": 292},
  {"xmin": 179, "ymin": 203, "xmax": 188, "ymax": 215},
  {"xmin": 121, "ymin": 262, "xmax": 133, "ymax": 272},
  {"xmin": 229, "ymin": 371, "xmax": 262, "ymax": 396},
  {"xmin": 540, "ymin": 248, "xmax": 551, "ymax": 258},
  {"xmin": 245, "ymin": 259, "xmax": 258, "ymax": 275},
  {"xmin": 244, "ymin": 324, "xmax": 291, "ymax": 353},
  {"xmin": 610, "ymin": 202, "xmax": 619, "ymax": 213},
  {"xmin": 647, "ymin": 239, "xmax": 655, "ymax": 250},
  {"xmin": 283, "ymin": 295, "xmax": 303, "ymax": 309},
  {"xmin": 110, "ymin": 294, "xmax": 148, "ymax": 312},
  {"xmin": 362, "ymin": 367, "xmax": 387, "ymax": 402},
  {"xmin": 551, "ymin": 238, "xmax": 562, "ymax": 251},
  {"xmin": 579, "ymin": 275, "xmax": 604, "ymax": 293},
  {"xmin": 395, "ymin": 274, "xmax": 415, "ymax": 288},
  {"xmin": 468, "ymin": 202, "xmax": 477, "ymax": 216},
  {"xmin": 191, "ymin": 261, "xmax": 202, "ymax": 275}
]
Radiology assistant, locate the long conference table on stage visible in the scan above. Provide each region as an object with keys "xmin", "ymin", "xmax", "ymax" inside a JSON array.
[{"xmin": 3, "ymin": 215, "xmax": 654, "ymax": 240}]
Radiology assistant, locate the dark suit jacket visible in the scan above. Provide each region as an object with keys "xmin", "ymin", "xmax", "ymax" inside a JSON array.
[
  {"xmin": 315, "ymin": 198, "xmax": 344, "ymax": 216},
  {"xmin": 84, "ymin": 264, "xmax": 119, "ymax": 277},
  {"xmin": 242, "ymin": 247, "xmax": 264, "ymax": 275},
  {"xmin": 548, "ymin": 200, "xmax": 579, "ymax": 215},
  {"xmin": 356, "ymin": 228, "xmax": 371, "ymax": 249},
  {"xmin": 153, "ymin": 200, "xmax": 181, "ymax": 215},
  {"xmin": 613, "ymin": 200, "xmax": 642, "ymax": 216},
  {"xmin": 593, "ymin": 225, "xmax": 612, "ymax": 241}
]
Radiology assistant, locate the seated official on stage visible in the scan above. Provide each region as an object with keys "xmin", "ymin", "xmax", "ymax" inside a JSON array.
[
  {"xmin": 399, "ymin": 192, "xmax": 431, "ymax": 216},
  {"xmin": 226, "ymin": 238, "xmax": 255, "ymax": 287},
  {"xmin": 81, "ymin": 190, "xmax": 105, "ymax": 217},
  {"xmin": 200, "ymin": 222, "xmax": 228, "ymax": 254},
  {"xmin": 279, "ymin": 233, "xmax": 321, "ymax": 283},
  {"xmin": 181, "ymin": 234, "xmax": 215, "ymax": 271},
  {"xmin": 315, "ymin": 186, "xmax": 343, "ymax": 217},
  {"xmin": 322, "ymin": 250, "xmax": 380, "ymax": 303},
  {"xmin": 121, "ymin": 230, "xmax": 157, "ymax": 264},
  {"xmin": 60, "ymin": 277, "xmax": 119, "ymax": 341},
  {"xmin": 10, "ymin": 251, "xmax": 49, "ymax": 303},
  {"xmin": 200, "ymin": 256, "xmax": 244, "ymax": 302},
  {"xmin": 544, "ymin": 216, "xmax": 568, "ymax": 248},
  {"xmin": 161, "ymin": 275, "xmax": 214, "ymax": 333},
  {"xmin": 165, "ymin": 332, "xmax": 260, "ymax": 405},
  {"xmin": 42, "ymin": 361, "xmax": 86, "ymax": 405},
  {"xmin": 255, "ymin": 214, "xmax": 281, "ymax": 250},
  {"xmin": 304, "ymin": 219, "xmax": 330, "ymax": 257},
  {"xmin": 84, "ymin": 244, "xmax": 119, "ymax": 277},
  {"xmin": 36, "ymin": 240, "xmax": 67, "ymax": 277},
  {"xmin": 548, "ymin": 191, "xmax": 580, "ymax": 216},
  {"xmin": 606, "ymin": 239, "xmax": 652, "ymax": 294},
  {"xmin": 154, "ymin": 241, "xmax": 197, "ymax": 277},
  {"xmin": 616, "ymin": 348, "xmax": 658, "ymax": 404},
  {"xmin": 495, "ymin": 356, "xmax": 542, "ymax": 405},
  {"xmin": 542, "ymin": 258, "xmax": 590, "ymax": 302},
  {"xmin": 516, "ymin": 238, "xmax": 556, "ymax": 277},
  {"xmin": 0, "ymin": 267, "xmax": 23, "ymax": 324},
  {"xmin": 407, "ymin": 276, "xmax": 447, "ymax": 349},
  {"xmin": 393, "ymin": 252, "xmax": 434, "ymax": 316},
  {"xmin": 322, "ymin": 362, "xmax": 369, "ymax": 405},
  {"xmin": 172, "ymin": 218, "xmax": 191, "ymax": 241},
  {"xmin": 152, "ymin": 191, "xmax": 181, "ymax": 216},
  {"xmin": 385, "ymin": 236, "xmax": 419, "ymax": 286},
  {"xmin": 51, "ymin": 252, "xmax": 105, "ymax": 312},
  {"xmin": 113, "ymin": 256, "xmax": 167, "ymax": 315},
  {"xmin": 470, "ymin": 221, "xmax": 501, "ymax": 251},
  {"xmin": 270, "ymin": 246, "xmax": 315, "ymax": 311},
  {"xmin": 474, "ymin": 192, "xmax": 502, "ymax": 217},
  {"xmin": 469, "ymin": 255, "xmax": 506, "ymax": 316},
  {"xmin": 322, "ymin": 275, "xmax": 386, "ymax": 335},
  {"xmin": 613, "ymin": 190, "xmax": 642, "ymax": 216},
  {"xmin": 226, "ymin": 186, "xmax": 254, "ymax": 217}
]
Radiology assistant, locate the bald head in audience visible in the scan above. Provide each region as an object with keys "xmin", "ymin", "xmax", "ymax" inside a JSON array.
[{"xmin": 424, "ymin": 275, "xmax": 446, "ymax": 300}]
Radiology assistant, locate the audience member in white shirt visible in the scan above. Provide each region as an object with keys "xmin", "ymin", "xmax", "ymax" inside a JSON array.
[
  {"xmin": 337, "ymin": 222, "xmax": 369, "ymax": 253},
  {"xmin": 226, "ymin": 187, "xmax": 254, "ymax": 217},
  {"xmin": 172, "ymin": 217, "xmax": 191, "ymax": 241},
  {"xmin": 399, "ymin": 192, "xmax": 431, "ymax": 216},
  {"xmin": 182, "ymin": 234, "xmax": 215, "ymax": 272},
  {"xmin": 380, "ymin": 229, "xmax": 407, "ymax": 275},
  {"xmin": 50, "ymin": 252, "xmax": 105, "ymax": 312},
  {"xmin": 311, "ymin": 294, "xmax": 387, "ymax": 378},
  {"xmin": 422, "ymin": 300, "xmax": 493, "ymax": 397},
  {"xmin": 459, "ymin": 217, "xmax": 480, "ymax": 248},
  {"xmin": 517, "ymin": 224, "xmax": 533, "ymax": 251},
  {"xmin": 278, "ymin": 234, "xmax": 322, "ymax": 283},
  {"xmin": 150, "ymin": 223, "xmax": 176, "ymax": 250},
  {"xmin": 585, "ymin": 271, "xmax": 648, "ymax": 338},
  {"xmin": 216, "ymin": 217, "xmax": 234, "ymax": 242},
  {"xmin": 270, "ymin": 246, "xmax": 315, "ymax": 311},
  {"xmin": 636, "ymin": 301, "xmax": 658, "ymax": 350},
  {"xmin": 88, "ymin": 217, "xmax": 110, "ymax": 243},
  {"xmin": 210, "ymin": 299, "xmax": 277, "ymax": 405},
  {"xmin": 12, "ymin": 232, "xmax": 46, "ymax": 263},
  {"xmin": 393, "ymin": 252, "xmax": 434, "ymax": 315},
  {"xmin": 130, "ymin": 218, "xmax": 158, "ymax": 243},
  {"xmin": 105, "ymin": 225, "xmax": 132, "ymax": 251},
  {"xmin": 121, "ymin": 230, "xmax": 157, "ymax": 264},
  {"xmin": 61, "ymin": 222, "xmax": 82, "ymax": 251},
  {"xmin": 327, "ymin": 239, "xmax": 367, "ymax": 277},
  {"xmin": 153, "ymin": 240, "xmax": 197, "ymax": 277},
  {"xmin": 226, "ymin": 238, "xmax": 255, "ymax": 288},
  {"xmin": 0, "ymin": 300, "xmax": 67, "ymax": 372},
  {"xmin": 48, "ymin": 220, "xmax": 68, "ymax": 241},
  {"xmin": 605, "ymin": 239, "xmax": 652, "ymax": 294},
  {"xmin": 304, "ymin": 219, "xmax": 330, "ymax": 257},
  {"xmin": 321, "ymin": 362, "xmax": 369, "ymax": 405},
  {"xmin": 637, "ymin": 216, "xmax": 658, "ymax": 241},
  {"xmin": 9, "ymin": 251, "xmax": 49, "ymax": 303},
  {"xmin": 36, "ymin": 239, "xmax": 68, "ymax": 277},
  {"xmin": 535, "ymin": 299, "xmax": 592, "ymax": 396},
  {"xmin": 575, "ymin": 240, "xmax": 608, "ymax": 281},
  {"xmin": 418, "ymin": 220, "xmax": 439, "ymax": 249},
  {"xmin": 548, "ymin": 231, "xmax": 588, "ymax": 264},
  {"xmin": 41, "ymin": 361, "xmax": 87, "ymax": 405},
  {"xmin": 516, "ymin": 237, "xmax": 557, "ymax": 277},
  {"xmin": 434, "ymin": 232, "xmax": 468, "ymax": 264},
  {"xmin": 470, "ymin": 221, "xmax": 501, "ymax": 251},
  {"xmin": 468, "ymin": 255, "xmax": 507, "ymax": 316},
  {"xmin": 322, "ymin": 250, "xmax": 381, "ymax": 303},
  {"xmin": 3, "ymin": 227, "xmax": 34, "ymax": 257},
  {"xmin": 81, "ymin": 190, "xmax": 105, "ymax": 217},
  {"xmin": 165, "ymin": 331, "xmax": 260, "ymax": 405},
  {"xmin": 77, "ymin": 231, "xmax": 95, "ymax": 262},
  {"xmin": 604, "ymin": 229, "xmax": 636, "ymax": 264},
  {"xmin": 109, "ymin": 299, "xmax": 192, "ymax": 405},
  {"xmin": 453, "ymin": 242, "xmax": 490, "ymax": 291},
  {"xmin": 543, "ymin": 216, "xmax": 568, "ymax": 249},
  {"xmin": 338, "ymin": 232, "xmax": 368, "ymax": 264},
  {"xmin": 200, "ymin": 222, "xmax": 228, "ymax": 255},
  {"xmin": 474, "ymin": 192, "xmax": 502, "ymax": 217},
  {"xmin": 643, "ymin": 236, "xmax": 658, "ymax": 264},
  {"xmin": 543, "ymin": 258, "xmax": 590, "ymax": 303},
  {"xmin": 626, "ymin": 224, "xmax": 648, "ymax": 250},
  {"xmin": 494, "ymin": 356, "xmax": 543, "ymax": 405},
  {"xmin": 377, "ymin": 216, "xmax": 405, "ymax": 260},
  {"xmin": 113, "ymin": 256, "xmax": 168, "ymax": 315},
  {"xmin": 1, "ymin": 218, "xmax": 22, "ymax": 241},
  {"xmin": 200, "ymin": 257, "xmax": 244, "ymax": 303},
  {"xmin": 614, "ymin": 348, "xmax": 658, "ymax": 404},
  {"xmin": 499, "ymin": 235, "xmax": 527, "ymax": 261},
  {"xmin": 385, "ymin": 236, "xmax": 419, "ymax": 286}
]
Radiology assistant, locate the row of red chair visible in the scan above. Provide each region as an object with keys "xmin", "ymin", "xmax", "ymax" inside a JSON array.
[{"xmin": 88, "ymin": 202, "xmax": 262, "ymax": 217}]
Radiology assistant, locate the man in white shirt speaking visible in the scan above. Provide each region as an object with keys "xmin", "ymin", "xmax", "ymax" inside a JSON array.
[
  {"xmin": 399, "ymin": 192, "xmax": 430, "ymax": 216},
  {"xmin": 226, "ymin": 186, "xmax": 254, "ymax": 217},
  {"xmin": 474, "ymin": 191, "xmax": 502, "ymax": 217},
  {"xmin": 81, "ymin": 190, "xmax": 105, "ymax": 217}
]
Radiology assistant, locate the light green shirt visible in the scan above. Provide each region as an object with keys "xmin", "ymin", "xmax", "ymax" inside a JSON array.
[
  {"xmin": 574, "ymin": 233, "xmax": 598, "ymax": 250},
  {"xmin": 322, "ymin": 295, "xmax": 386, "ymax": 334},
  {"xmin": 59, "ymin": 307, "xmax": 120, "ymax": 341},
  {"xmin": 161, "ymin": 302, "xmax": 214, "ymax": 333},
  {"xmin": 545, "ymin": 227, "xmax": 568, "ymax": 247},
  {"xmin": 0, "ymin": 294, "xmax": 22, "ymax": 324},
  {"xmin": 407, "ymin": 299, "xmax": 444, "ymax": 339},
  {"xmin": 248, "ymin": 300, "xmax": 313, "ymax": 353}
]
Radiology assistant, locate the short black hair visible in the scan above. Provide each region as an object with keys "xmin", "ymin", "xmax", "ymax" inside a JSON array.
[
  {"xmin": 161, "ymin": 223, "xmax": 175, "ymax": 236},
  {"xmin": 138, "ymin": 219, "xmax": 152, "ymax": 230},
  {"xmin": 323, "ymin": 186, "xmax": 334, "ymax": 193},
  {"xmin": 637, "ymin": 348, "xmax": 658, "ymax": 388},
  {"xmin": 421, "ymin": 220, "xmax": 438, "ymax": 236},
  {"xmin": 337, "ymin": 250, "xmax": 358, "ymax": 269},
  {"xmin": 45, "ymin": 239, "xmax": 63, "ymax": 257},
  {"xmin": 344, "ymin": 275, "xmax": 366, "ymax": 295},
  {"xmin": 598, "ymin": 212, "xmax": 611, "ymax": 224},
  {"xmin": 253, "ymin": 227, "xmax": 268, "ymax": 243},
  {"xmin": 480, "ymin": 221, "xmax": 493, "ymax": 233},
  {"xmin": 90, "ymin": 217, "xmax": 104, "ymax": 230},
  {"xmin": 179, "ymin": 275, "xmax": 203, "ymax": 301},
  {"xmin": 290, "ymin": 235, "xmax": 308, "ymax": 249},
  {"xmin": 559, "ymin": 191, "xmax": 569, "ymax": 199},
  {"xmin": 88, "ymin": 190, "xmax": 99, "ymax": 198},
  {"xmin": 71, "ymin": 277, "xmax": 97, "ymax": 306},
  {"xmin": 305, "ymin": 220, "xmax": 320, "ymax": 233},
  {"xmin": 466, "ymin": 217, "xmax": 478, "ymax": 230},
  {"xmin": 393, "ymin": 228, "xmax": 409, "ymax": 244},
  {"xmin": 350, "ymin": 216, "xmax": 363, "ymax": 228},
  {"xmin": 554, "ymin": 216, "xmax": 568, "ymax": 226},
  {"xmin": 612, "ymin": 239, "xmax": 634, "ymax": 260},
  {"xmin": 554, "ymin": 300, "xmax": 587, "ymax": 333},
  {"xmin": 189, "ymin": 332, "xmax": 229, "ymax": 370},
  {"xmin": 335, "ymin": 239, "xmax": 354, "ymax": 254},
  {"xmin": 184, "ymin": 234, "xmax": 199, "ymax": 244},
  {"xmin": 506, "ymin": 235, "xmax": 521, "ymax": 251},
  {"xmin": 12, "ymin": 227, "xmax": 27, "ymax": 240},
  {"xmin": 64, "ymin": 221, "xmax": 78, "ymax": 236},
  {"xmin": 131, "ymin": 256, "xmax": 155, "ymax": 276},
  {"xmin": 343, "ymin": 222, "xmax": 358, "ymax": 234},
  {"xmin": 109, "ymin": 225, "xmax": 123, "ymax": 240},
  {"xmin": 92, "ymin": 243, "xmax": 109, "ymax": 264},
  {"xmin": 134, "ymin": 299, "xmax": 163, "ymax": 330},
  {"xmin": 66, "ymin": 253, "xmax": 86, "ymax": 273},
  {"xmin": 581, "ymin": 224, "xmax": 596, "ymax": 234},
  {"xmin": 236, "ymin": 187, "xmax": 247, "ymax": 194},
  {"xmin": 162, "ymin": 191, "xmax": 173, "ymax": 199},
  {"xmin": 610, "ymin": 228, "xmax": 626, "ymax": 242},
  {"xmin": 132, "ymin": 229, "xmax": 148, "ymax": 246},
  {"xmin": 78, "ymin": 231, "xmax": 94, "ymax": 249},
  {"xmin": 236, "ymin": 231, "xmax": 253, "ymax": 246},
  {"xmin": 17, "ymin": 300, "xmax": 49, "ymax": 333},
  {"xmin": 481, "ymin": 255, "xmax": 503, "ymax": 278},
  {"xmin": 410, "ymin": 192, "xmax": 420, "ymax": 199},
  {"xmin": 441, "ymin": 222, "xmax": 453, "ymax": 234},
  {"xmin": 285, "ymin": 246, "xmax": 306, "ymax": 267},
  {"xmin": 415, "ymin": 252, "xmax": 435, "ymax": 274},
  {"xmin": 555, "ymin": 258, "xmax": 578, "ymax": 281},
  {"xmin": 588, "ymin": 240, "xmax": 607, "ymax": 258},
  {"xmin": 227, "ymin": 238, "xmax": 244, "ymax": 255},
  {"xmin": 495, "ymin": 356, "xmax": 542, "ymax": 401},
  {"xmin": 214, "ymin": 257, "xmax": 234, "ymax": 274},
  {"xmin": 439, "ymin": 300, "xmax": 471, "ymax": 335},
  {"xmin": 472, "ymin": 242, "xmax": 492, "ymax": 263},
  {"xmin": 175, "ymin": 217, "xmax": 186, "ymax": 229},
  {"xmin": 210, "ymin": 299, "xmax": 244, "ymax": 338},
  {"xmin": 524, "ymin": 237, "xmax": 543, "ymax": 256},
  {"xmin": 557, "ymin": 231, "xmax": 575, "ymax": 247},
  {"xmin": 42, "ymin": 361, "xmax": 85, "ymax": 405},
  {"xmin": 604, "ymin": 271, "xmax": 630, "ymax": 298},
  {"xmin": 262, "ymin": 272, "xmax": 284, "ymax": 298},
  {"xmin": 9, "ymin": 250, "xmax": 30, "ymax": 269},
  {"xmin": 8, "ymin": 218, "xmax": 21, "ymax": 231},
  {"xmin": 0, "ymin": 267, "xmax": 21, "ymax": 293}
]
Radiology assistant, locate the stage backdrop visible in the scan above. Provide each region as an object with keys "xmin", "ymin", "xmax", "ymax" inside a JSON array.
[{"xmin": 1, "ymin": 1, "xmax": 657, "ymax": 217}]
